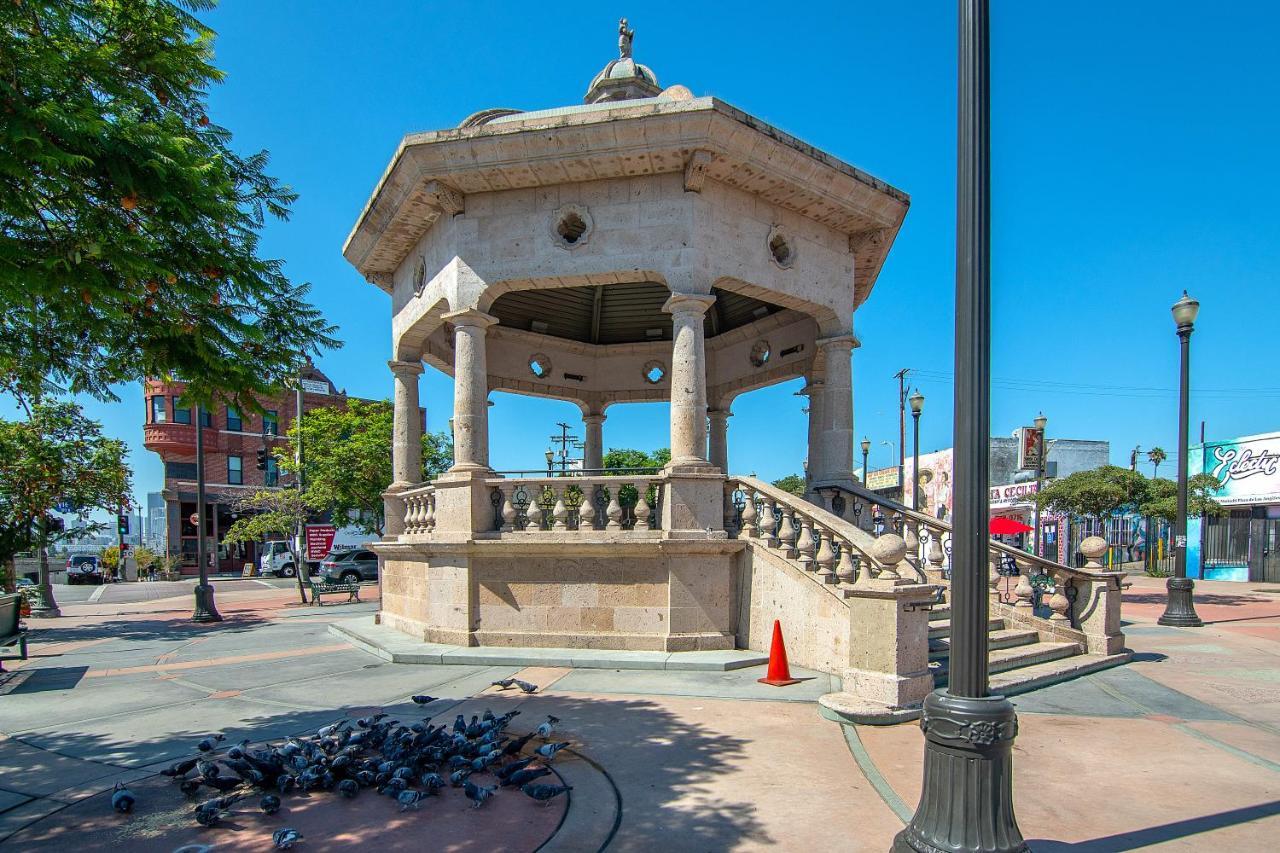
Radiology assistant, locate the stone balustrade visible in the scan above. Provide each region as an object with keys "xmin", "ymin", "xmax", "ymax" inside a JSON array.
[
  {"xmin": 400, "ymin": 484, "xmax": 437, "ymax": 536},
  {"xmin": 487, "ymin": 476, "xmax": 663, "ymax": 534}
]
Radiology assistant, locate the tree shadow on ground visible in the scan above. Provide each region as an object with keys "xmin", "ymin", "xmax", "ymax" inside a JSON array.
[
  {"xmin": 1028, "ymin": 799, "xmax": 1280, "ymax": 851},
  {"xmin": 1122, "ymin": 591, "xmax": 1274, "ymax": 608},
  {"xmin": 22, "ymin": 612, "xmax": 271, "ymax": 645}
]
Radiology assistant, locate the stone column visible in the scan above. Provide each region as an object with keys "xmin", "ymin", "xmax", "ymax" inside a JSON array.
[
  {"xmin": 707, "ymin": 408, "xmax": 731, "ymax": 473},
  {"xmin": 388, "ymin": 359, "xmax": 425, "ymax": 486},
  {"xmin": 817, "ymin": 335, "xmax": 856, "ymax": 485},
  {"xmin": 583, "ymin": 411, "xmax": 606, "ymax": 471},
  {"xmin": 443, "ymin": 309, "xmax": 498, "ymax": 472},
  {"xmin": 663, "ymin": 292, "xmax": 716, "ymax": 469}
]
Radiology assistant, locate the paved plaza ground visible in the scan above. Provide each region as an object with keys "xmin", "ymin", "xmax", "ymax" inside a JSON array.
[{"xmin": 1, "ymin": 575, "xmax": 1278, "ymax": 850}]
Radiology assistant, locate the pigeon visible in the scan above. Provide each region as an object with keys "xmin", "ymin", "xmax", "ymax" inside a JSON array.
[
  {"xmin": 449, "ymin": 768, "xmax": 472, "ymax": 787},
  {"xmin": 494, "ymin": 757, "xmax": 536, "ymax": 781},
  {"xmin": 464, "ymin": 780, "xmax": 498, "ymax": 809},
  {"xmin": 272, "ymin": 828, "xmax": 304, "ymax": 850},
  {"xmin": 503, "ymin": 766, "xmax": 553, "ymax": 788},
  {"xmin": 179, "ymin": 778, "xmax": 203, "ymax": 797},
  {"xmin": 491, "ymin": 678, "xmax": 517, "ymax": 690},
  {"xmin": 535, "ymin": 716, "xmax": 560, "ymax": 740},
  {"xmin": 410, "ymin": 695, "xmax": 437, "ymax": 706},
  {"xmin": 260, "ymin": 793, "xmax": 281, "ymax": 815},
  {"xmin": 396, "ymin": 788, "xmax": 426, "ymax": 811},
  {"xmin": 195, "ymin": 734, "xmax": 225, "ymax": 753},
  {"xmin": 161, "ymin": 757, "xmax": 199, "ymax": 778},
  {"xmin": 522, "ymin": 782, "xmax": 572, "ymax": 805},
  {"xmin": 513, "ymin": 679, "xmax": 539, "ymax": 694},
  {"xmin": 203, "ymin": 774, "xmax": 243, "ymax": 793},
  {"xmin": 336, "ymin": 778, "xmax": 359, "ymax": 799},
  {"xmin": 502, "ymin": 732, "xmax": 536, "ymax": 756},
  {"xmin": 195, "ymin": 759, "xmax": 220, "ymax": 779},
  {"xmin": 534, "ymin": 742, "xmax": 571, "ymax": 762},
  {"xmin": 276, "ymin": 774, "xmax": 297, "ymax": 795},
  {"xmin": 420, "ymin": 772, "xmax": 445, "ymax": 794},
  {"xmin": 194, "ymin": 792, "xmax": 242, "ymax": 827},
  {"xmin": 111, "ymin": 780, "xmax": 135, "ymax": 813},
  {"xmin": 453, "ymin": 714, "xmax": 467, "ymax": 734}
]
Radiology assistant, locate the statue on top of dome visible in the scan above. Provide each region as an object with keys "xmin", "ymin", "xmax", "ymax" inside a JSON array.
[{"xmin": 618, "ymin": 18, "xmax": 634, "ymax": 59}]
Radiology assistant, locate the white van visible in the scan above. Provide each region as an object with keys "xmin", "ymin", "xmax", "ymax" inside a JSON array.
[{"xmin": 259, "ymin": 541, "xmax": 319, "ymax": 578}]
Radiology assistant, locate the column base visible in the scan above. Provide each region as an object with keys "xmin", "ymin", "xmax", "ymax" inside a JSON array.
[
  {"xmin": 1157, "ymin": 576, "xmax": 1203, "ymax": 627},
  {"xmin": 893, "ymin": 690, "xmax": 1027, "ymax": 853},
  {"xmin": 192, "ymin": 583, "xmax": 223, "ymax": 622}
]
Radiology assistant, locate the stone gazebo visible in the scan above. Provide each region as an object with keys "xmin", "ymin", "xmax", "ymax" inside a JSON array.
[{"xmin": 343, "ymin": 24, "xmax": 909, "ymax": 655}]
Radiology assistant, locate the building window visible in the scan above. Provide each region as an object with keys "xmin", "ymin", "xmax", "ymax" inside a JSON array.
[
  {"xmin": 151, "ymin": 396, "xmax": 167, "ymax": 424},
  {"xmin": 199, "ymin": 408, "xmax": 212, "ymax": 428},
  {"xmin": 226, "ymin": 407, "xmax": 242, "ymax": 432},
  {"xmin": 265, "ymin": 456, "xmax": 279, "ymax": 487},
  {"xmin": 263, "ymin": 410, "xmax": 279, "ymax": 436},
  {"xmin": 228, "ymin": 455, "xmax": 243, "ymax": 485},
  {"xmin": 173, "ymin": 398, "xmax": 191, "ymax": 425},
  {"xmin": 165, "ymin": 461, "xmax": 197, "ymax": 480}
]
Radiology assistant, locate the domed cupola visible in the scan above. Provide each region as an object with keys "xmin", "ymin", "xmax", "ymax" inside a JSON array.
[{"xmin": 584, "ymin": 18, "xmax": 661, "ymax": 103}]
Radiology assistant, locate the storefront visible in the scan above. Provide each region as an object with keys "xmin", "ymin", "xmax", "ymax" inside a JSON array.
[
  {"xmin": 987, "ymin": 480, "xmax": 1068, "ymax": 564},
  {"xmin": 1188, "ymin": 431, "xmax": 1280, "ymax": 582}
]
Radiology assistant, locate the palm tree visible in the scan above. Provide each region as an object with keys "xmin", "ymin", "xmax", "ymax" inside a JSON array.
[{"xmin": 1147, "ymin": 446, "xmax": 1167, "ymax": 479}]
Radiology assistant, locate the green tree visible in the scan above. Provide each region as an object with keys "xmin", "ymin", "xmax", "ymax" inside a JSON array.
[
  {"xmin": 280, "ymin": 399, "xmax": 452, "ymax": 537},
  {"xmin": 1139, "ymin": 474, "xmax": 1225, "ymax": 523},
  {"xmin": 1147, "ymin": 447, "xmax": 1167, "ymax": 479},
  {"xmin": 0, "ymin": 0, "xmax": 338, "ymax": 407},
  {"xmin": 1033, "ymin": 465, "xmax": 1148, "ymax": 519},
  {"xmin": 602, "ymin": 447, "xmax": 670, "ymax": 470},
  {"xmin": 771, "ymin": 474, "xmax": 806, "ymax": 497},
  {"xmin": 0, "ymin": 401, "xmax": 132, "ymax": 611},
  {"xmin": 221, "ymin": 488, "xmax": 310, "ymax": 604}
]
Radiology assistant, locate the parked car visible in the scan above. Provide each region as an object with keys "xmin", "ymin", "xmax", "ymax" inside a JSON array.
[
  {"xmin": 15, "ymin": 578, "xmax": 35, "ymax": 589},
  {"xmin": 319, "ymin": 549, "xmax": 379, "ymax": 585},
  {"xmin": 65, "ymin": 554, "xmax": 103, "ymax": 585}
]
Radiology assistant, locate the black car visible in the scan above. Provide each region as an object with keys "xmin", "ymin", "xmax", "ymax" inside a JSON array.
[{"xmin": 319, "ymin": 549, "xmax": 378, "ymax": 585}]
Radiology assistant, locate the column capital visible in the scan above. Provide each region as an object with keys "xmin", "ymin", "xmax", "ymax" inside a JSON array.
[
  {"xmin": 442, "ymin": 308, "xmax": 499, "ymax": 329},
  {"xmin": 707, "ymin": 409, "xmax": 733, "ymax": 422},
  {"xmin": 388, "ymin": 359, "xmax": 424, "ymax": 378},
  {"xmin": 662, "ymin": 292, "xmax": 716, "ymax": 317},
  {"xmin": 582, "ymin": 412, "xmax": 607, "ymax": 425},
  {"xmin": 816, "ymin": 333, "xmax": 859, "ymax": 353}
]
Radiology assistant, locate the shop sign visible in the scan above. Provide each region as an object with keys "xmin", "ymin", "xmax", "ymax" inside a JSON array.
[
  {"xmin": 305, "ymin": 524, "xmax": 337, "ymax": 560},
  {"xmin": 1194, "ymin": 431, "xmax": 1280, "ymax": 506},
  {"xmin": 990, "ymin": 481, "xmax": 1039, "ymax": 508},
  {"xmin": 866, "ymin": 467, "xmax": 901, "ymax": 491},
  {"xmin": 298, "ymin": 378, "xmax": 329, "ymax": 395},
  {"xmin": 1017, "ymin": 427, "xmax": 1044, "ymax": 471}
]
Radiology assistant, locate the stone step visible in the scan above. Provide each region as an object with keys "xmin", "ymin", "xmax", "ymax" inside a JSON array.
[
  {"xmin": 928, "ymin": 616, "xmax": 1004, "ymax": 639},
  {"xmin": 928, "ymin": 604, "xmax": 951, "ymax": 622},
  {"xmin": 990, "ymin": 651, "xmax": 1133, "ymax": 696},
  {"xmin": 929, "ymin": 627, "xmax": 1039, "ymax": 660},
  {"xmin": 932, "ymin": 640, "xmax": 1082, "ymax": 682}
]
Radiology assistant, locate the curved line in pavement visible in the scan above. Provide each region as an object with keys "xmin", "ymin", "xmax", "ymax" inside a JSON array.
[{"xmin": 838, "ymin": 724, "xmax": 912, "ymax": 824}]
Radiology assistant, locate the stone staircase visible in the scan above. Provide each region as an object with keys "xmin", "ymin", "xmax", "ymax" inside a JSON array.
[{"xmin": 927, "ymin": 604, "xmax": 1129, "ymax": 696}]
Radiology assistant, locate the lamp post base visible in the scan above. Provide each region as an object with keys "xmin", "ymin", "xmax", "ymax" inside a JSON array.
[
  {"xmin": 192, "ymin": 583, "xmax": 223, "ymax": 623},
  {"xmin": 1157, "ymin": 576, "xmax": 1203, "ymax": 627},
  {"xmin": 893, "ymin": 690, "xmax": 1027, "ymax": 853}
]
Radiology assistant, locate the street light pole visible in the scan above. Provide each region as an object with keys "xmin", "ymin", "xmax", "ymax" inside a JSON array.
[
  {"xmin": 1033, "ymin": 412, "xmax": 1047, "ymax": 558},
  {"xmin": 909, "ymin": 390, "xmax": 925, "ymax": 512},
  {"xmin": 1159, "ymin": 292, "xmax": 1204, "ymax": 628},
  {"xmin": 861, "ymin": 437, "xmax": 871, "ymax": 485},
  {"xmin": 191, "ymin": 404, "xmax": 222, "ymax": 622},
  {"xmin": 895, "ymin": 1, "xmax": 1025, "ymax": 850}
]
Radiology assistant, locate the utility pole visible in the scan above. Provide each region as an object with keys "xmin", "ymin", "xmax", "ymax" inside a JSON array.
[
  {"xmin": 295, "ymin": 375, "xmax": 306, "ymax": 580},
  {"xmin": 894, "ymin": 368, "xmax": 909, "ymax": 501},
  {"xmin": 549, "ymin": 422, "xmax": 583, "ymax": 475}
]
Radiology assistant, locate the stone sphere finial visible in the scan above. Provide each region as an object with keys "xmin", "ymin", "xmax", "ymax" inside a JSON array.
[
  {"xmin": 1080, "ymin": 535, "xmax": 1108, "ymax": 565},
  {"xmin": 871, "ymin": 533, "xmax": 908, "ymax": 567}
]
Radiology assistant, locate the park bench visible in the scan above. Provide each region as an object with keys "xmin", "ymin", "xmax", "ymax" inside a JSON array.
[
  {"xmin": 0, "ymin": 594, "xmax": 29, "ymax": 673},
  {"xmin": 308, "ymin": 581, "xmax": 361, "ymax": 606}
]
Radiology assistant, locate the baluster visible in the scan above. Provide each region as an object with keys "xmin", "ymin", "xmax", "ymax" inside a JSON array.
[
  {"xmin": 1013, "ymin": 557, "xmax": 1035, "ymax": 608},
  {"xmin": 427, "ymin": 492, "xmax": 437, "ymax": 531},
  {"xmin": 758, "ymin": 498, "xmax": 778, "ymax": 546},
  {"xmin": 835, "ymin": 537, "xmax": 858, "ymax": 585},
  {"xmin": 633, "ymin": 481, "xmax": 652, "ymax": 530},
  {"xmin": 777, "ymin": 507, "xmax": 798, "ymax": 557},
  {"xmin": 795, "ymin": 515, "xmax": 815, "ymax": 569},
  {"xmin": 499, "ymin": 486, "xmax": 517, "ymax": 533},
  {"xmin": 723, "ymin": 484, "xmax": 739, "ymax": 536},
  {"xmin": 526, "ymin": 489, "xmax": 545, "ymax": 531},
  {"xmin": 551, "ymin": 484, "xmax": 569, "ymax": 531},
  {"xmin": 988, "ymin": 549, "xmax": 1003, "ymax": 601},
  {"xmin": 814, "ymin": 525, "xmax": 836, "ymax": 582},
  {"xmin": 605, "ymin": 486, "xmax": 623, "ymax": 531},
  {"xmin": 740, "ymin": 487, "xmax": 759, "ymax": 538},
  {"xmin": 1048, "ymin": 569, "xmax": 1072, "ymax": 622},
  {"xmin": 403, "ymin": 495, "xmax": 418, "ymax": 533},
  {"xmin": 858, "ymin": 502, "xmax": 875, "ymax": 534},
  {"xmin": 903, "ymin": 520, "xmax": 920, "ymax": 563},
  {"xmin": 578, "ymin": 484, "xmax": 597, "ymax": 532},
  {"xmin": 872, "ymin": 533, "xmax": 907, "ymax": 582}
]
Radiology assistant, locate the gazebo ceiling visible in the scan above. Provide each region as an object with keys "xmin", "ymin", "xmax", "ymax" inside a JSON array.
[{"xmin": 489, "ymin": 284, "xmax": 782, "ymax": 345}]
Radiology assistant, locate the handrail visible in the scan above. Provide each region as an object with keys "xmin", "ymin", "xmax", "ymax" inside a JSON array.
[
  {"xmin": 490, "ymin": 467, "xmax": 661, "ymax": 477},
  {"xmin": 817, "ymin": 480, "xmax": 1122, "ymax": 586}
]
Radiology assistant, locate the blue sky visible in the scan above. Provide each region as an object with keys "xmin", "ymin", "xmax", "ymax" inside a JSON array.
[{"xmin": 29, "ymin": 1, "xmax": 1280, "ymax": 507}]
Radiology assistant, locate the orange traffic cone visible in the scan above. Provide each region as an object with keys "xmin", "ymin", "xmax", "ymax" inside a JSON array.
[{"xmin": 758, "ymin": 619, "xmax": 801, "ymax": 686}]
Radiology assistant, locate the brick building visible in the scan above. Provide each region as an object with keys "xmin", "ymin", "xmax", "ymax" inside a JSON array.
[{"xmin": 142, "ymin": 364, "xmax": 390, "ymax": 573}]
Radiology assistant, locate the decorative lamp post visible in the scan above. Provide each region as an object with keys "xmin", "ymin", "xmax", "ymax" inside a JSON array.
[
  {"xmin": 1158, "ymin": 292, "xmax": 1204, "ymax": 628},
  {"xmin": 191, "ymin": 404, "xmax": 222, "ymax": 623},
  {"xmin": 860, "ymin": 437, "xmax": 871, "ymax": 485},
  {"xmin": 545, "ymin": 449, "xmax": 555, "ymax": 477},
  {"xmin": 895, "ymin": 1, "xmax": 1027, "ymax": 850},
  {"xmin": 909, "ymin": 390, "xmax": 925, "ymax": 511},
  {"xmin": 1033, "ymin": 411, "xmax": 1047, "ymax": 558}
]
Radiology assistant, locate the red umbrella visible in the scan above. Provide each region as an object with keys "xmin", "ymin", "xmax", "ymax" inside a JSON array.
[{"xmin": 989, "ymin": 516, "xmax": 1033, "ymax": 535}]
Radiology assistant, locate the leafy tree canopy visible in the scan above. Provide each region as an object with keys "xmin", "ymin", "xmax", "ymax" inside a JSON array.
[
  {"xmin": 601, "ymin": 447, "xmax": 669, "ymax": 471},
  {"xmin": 771, "ymin": 474, "xmax": 806, "ymax": 497},
  {"xmin": 220, "ymin": 487, "xmax": 310, "ymax": 602},
  {"xmin": 1035, "ymin": 464, "xmax": 1223, "ymax": 521},
  {"xmin": 1138, "ymin": 474, "xmax": 1225, "ymax": 523},
  {"xmin": 0, "ymin": 0, "xmax": 338, "ymax": 407}
]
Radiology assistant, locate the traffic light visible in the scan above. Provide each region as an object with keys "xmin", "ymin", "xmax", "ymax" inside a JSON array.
[
  {"xmin": 256, "ymin": 447, "xmax": 268, "ymax": 471},
  {"xmin": 117, "ymin": 514, "xmax": 130, "ymax": 536}
]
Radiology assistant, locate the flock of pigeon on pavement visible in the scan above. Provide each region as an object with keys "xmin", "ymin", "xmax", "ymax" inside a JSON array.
[{"xmin": 111, "ymin": 677, "xmax": 573, "ymax": 849}]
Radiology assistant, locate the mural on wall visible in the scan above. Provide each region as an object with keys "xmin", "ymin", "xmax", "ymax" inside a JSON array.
[
  {"xmin": 1195, "ymin": 431, "xmax": 1280, "ymax": 505},
  {"xmin": 903, "ymin": 449, "xmax": 955, "ymax": 521}
]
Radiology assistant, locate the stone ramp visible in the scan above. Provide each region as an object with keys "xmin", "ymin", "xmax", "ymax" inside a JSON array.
[{"xmin": 330, "ymin": 617, "xmax": 769, "ymax": 672}]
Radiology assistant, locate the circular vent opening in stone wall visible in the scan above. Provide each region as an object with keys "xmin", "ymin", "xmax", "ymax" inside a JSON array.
[
  {"xmin": 552, "ymin": 205, "xmax": 593, "ymax": 249},
  {"xmin": 750, "ymin": 339, "xmax": 772, "ymax": 367},
  {"xmin": 767, "ymin": 226, "xmax": 795, "ymax": 269},
  {"xmin": 529, "ymin": 354, "xmax": 552, "ymax": 379},
  {"xmin": 643, "ymin": 360, "xmax": 667, "ymax": 384}
]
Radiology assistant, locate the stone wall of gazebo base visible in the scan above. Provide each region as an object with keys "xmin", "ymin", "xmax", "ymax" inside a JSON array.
[{"xmin": 372, "ymin": 539, "xmax": 742, "ymax": 652}]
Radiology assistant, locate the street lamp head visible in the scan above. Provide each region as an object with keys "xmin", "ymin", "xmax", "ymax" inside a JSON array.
[
  {"xmin": 861, "ymin": 437, "xmax": 871, "ymax": 455},
  {"xmin": 909, "ymin": 388, "xmax": 925, "ymax": 415},
  {"xmin": 1172, "ymin": 291, "xmax": 1199, "ymax": 330},
  {"xmin": 544, "ymin": 449, "xmax": 554, "ymax": 465},
  {"xmin": 1033, "ymin": 412, "xmax": 1047, "ymax": 432}
]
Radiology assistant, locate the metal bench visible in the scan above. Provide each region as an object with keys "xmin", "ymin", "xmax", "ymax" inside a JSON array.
[
  {"xmin": 308, "ymin": 581, "xmax": 361, "ymax": 606},
  {"xmin": 0, "ymin": 594, "xmax": 29, "ymax": 673}
]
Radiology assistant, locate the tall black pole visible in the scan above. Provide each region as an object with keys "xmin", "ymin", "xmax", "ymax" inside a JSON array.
[
  {"xmin": 192, "ymin": 404, "xmax": 222, "ymax": 622},
  {"xmin": 912, "ymin": 412, "xmax": 921, "ymax": 512},
  {"xmin": 895, "ymin": 1, "xmax": 1026, "ymax": 850},
  {"xmin": 1159, "ymin": 299, "xmax": 1203, "ymax": 627}
]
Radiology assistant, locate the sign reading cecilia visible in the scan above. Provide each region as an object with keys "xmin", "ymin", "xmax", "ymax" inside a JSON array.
[{"xmin": 305, "ymin": 524, "xmax": 337, "ymax": 561}]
